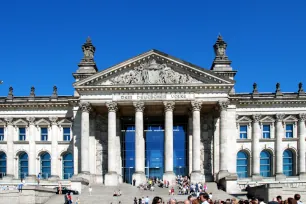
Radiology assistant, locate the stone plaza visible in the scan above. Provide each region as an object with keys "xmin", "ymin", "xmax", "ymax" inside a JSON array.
[{"xmin": 0, "ymin": 35, "xmax": 306, "ymax": 194}]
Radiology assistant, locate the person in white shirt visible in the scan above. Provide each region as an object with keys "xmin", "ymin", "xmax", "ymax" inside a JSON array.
[
  {"xmin": 145, "ymin": 196, "xmax": 150, "ymax": 204},
  {"xmin": 295, "ymin": 194, "xmax": 303, "ymax": 204}
]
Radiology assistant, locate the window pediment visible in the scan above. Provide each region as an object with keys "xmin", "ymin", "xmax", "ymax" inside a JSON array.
[
  {"xmin": 13, "ymin": 119, "xmax": 28, "ymax": 126},
  {"xmin": 35, "ymin": 118, "xmax": 50, "ymax": 127},
  {"xmin": 58, "ymin": 118, "xmax": 72, "ymax": 127},
  {"xmin": 284, "ymin": 115, "xmax": 298, "ymax": 123},
  {"xmin": 260, "ymin": 116, "xmax": 275, "ymax": 123},
  {"xmin": 236, "ymin": 116, "xmax": 252, "ymax": 123}
]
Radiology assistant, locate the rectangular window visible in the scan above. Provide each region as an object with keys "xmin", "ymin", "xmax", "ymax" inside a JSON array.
[
  {"xmin": 286, "ymin": 124, "xmax": 293, "ymax": 138},
  {"xmin": 0, "ymin": 128, "xmax": 4, "ymax": 141},
  {"xmin": 63, "ymin": 128, "xmax": 70, "ymax": 141},
  {"xmin": 262, "ymin": 125, "xmax": 271, "ymax": 138},
  {"xmin": 239, "ymin": 125, "xmax": 248, "ymax": 139},
  {"xmin": 19, "ymin": 127, "xmax": 26, "ymax": 141},
  {"xmin": 41, "ymin": 127, "xmax": 48, "ymax": 141}
]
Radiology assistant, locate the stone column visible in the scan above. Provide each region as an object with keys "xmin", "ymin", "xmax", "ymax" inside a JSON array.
[
  {"xmin": 252, "ymin": 114, "xmax": 262, "ymax": 180},
  {"xmin": 213, "ymin": 117, "xmax": 220, "ymax": 179},
  {"xmin": 89, "ymin": 113, "xmax": 96, "ymax": 175},
  {"xmin": 27, "ymin": 117, "xmax": 36, "ymax": 180},
  {"xmin": 104, "ymin": 102, "xmax": 119, "ymax": 186},
  {"xmin": 163, "ymin": 101, "xmax": 176, "ymax": 183},
  {"xmin": 275, "ymin": 113, "xmax": 286, "ymax": 180},
  {"xmin": 132, "ymin": 102, "xmax": 146, "ymax": 186},
  {"xmin": 49, "ymin": 117, "xmax": 59, "ymax": 180},
  {"xmin": 218, "ymin": 101, "xmax": 230, "ymax": 180},
  {"xmin": 299, "ymin": 113, "xmax": 306, "ymax": 179},
  {"xmin": 190, "ymin": 100, "xmax": 204, "ymax": 183},
  {"xmin": 188, "ymin": 114, "xmax": 193, "ymax": 175},
  {"xmin": 79, "ymin": 102, "xmax": 91, "ymax": 175},
  {"xmin": 5, "ymin": 118, "xmax": 14, "ymax": 179}
]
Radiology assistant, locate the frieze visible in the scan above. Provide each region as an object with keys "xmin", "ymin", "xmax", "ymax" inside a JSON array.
[{"xmin": 113, "ymin": 93, "xmax": 194, "ymax": 101}]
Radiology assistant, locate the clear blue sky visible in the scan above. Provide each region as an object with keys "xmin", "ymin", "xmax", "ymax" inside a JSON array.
[{"xmin": 0, "ymin": 0, "xmax": 305, "ymax": 96}]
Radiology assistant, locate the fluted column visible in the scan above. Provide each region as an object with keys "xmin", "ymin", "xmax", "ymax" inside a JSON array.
[
  {"xmin": 163, "ymin": 101, "xmax": 176, "ymax": 183},
  {"xmin": 275, "ymin": 113, "xmax": 285, "ymax": 180},
  {"xmin": 5, "ymin": 118, "xmax": 14, "ymax": 178},
  {"xmin": 299, "ymin": 113, "xmax": 306, "ymax": 179},
  {"xmin": 252, "ymin": 115, "xmax": 262, "ymax": 180},
  {"xmin": 79, "ymin": 102, "xmax": 91, "ymax": 174},
  {"xmin": 89, "ymin": 113, "xmax": 96, "ymax": 175},
  {"xmin": 49, "ymin": 117, "xmax": 59, "ymax": 179},
  {"xmin": 27, "ymin": 117, "xmax": 36, "ymax": 178},
  {"xmin": 218, "ymin": 101, "xmax": 230, "ymax": 179},
  {"xmin": 105, "ymin": 102, "xmax": 119, "ymax": 186},
  {"xmin": 190, "ymin": 101, "xmax": 204, "ymax": 183},
  {"xmin": 132, "ymin": 102, "xmax": 146, "ymax": 186}
]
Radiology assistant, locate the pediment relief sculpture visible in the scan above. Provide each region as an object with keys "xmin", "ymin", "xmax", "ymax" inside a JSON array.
[{"xmin": 96, "ymin": 59, "xmax": 201, "ymax": 85}]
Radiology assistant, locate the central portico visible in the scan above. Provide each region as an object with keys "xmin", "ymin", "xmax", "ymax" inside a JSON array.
[{"xmin": 72, "ymin": 37, "xmax": 238, "ymax": 186}]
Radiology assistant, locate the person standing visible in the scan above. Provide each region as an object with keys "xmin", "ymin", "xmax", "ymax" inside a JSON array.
[
  {"xmin": 133, "ymin": 179, "xmax": 136, "ymax": 186},
  {"xmin": 145, "ymin": 196, "xmax": 150, "ymax": 204},
  {"xmin": 88, "ymin": 186, "xmax": 92, "ymax": 196},
  {"xmin": 58, "ymin": 182, "xmax": 62, "ymax": 195},
  {"xmin": 37, "ymin": 173, "xmax": 41, "ymax": 185}
]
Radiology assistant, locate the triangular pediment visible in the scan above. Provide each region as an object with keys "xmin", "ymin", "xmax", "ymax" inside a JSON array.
[
  {"xmin": 58, "ymin": 118, "xmax": 72, "ymax": 126},
  {"xmin": 284, "ymin": 115, "xmax": 298, "ymax": 122},
  {"xmin": 260, "ymin": 116, "xmax": 275, "ymax": 123},
  {"xmin": 13, "ymin": 119, "xmax": 28, "ymax": 126},
  {"xmin": 237, "ymin": 116, "xmax": 252, "ymax": 123},
  {"xmin": 74, "ymin": 50, "xmax": 234, "ymax": 87},
  {"xmin": 35, "ymin": 119, "xmax": 50, "ymax": 127}
]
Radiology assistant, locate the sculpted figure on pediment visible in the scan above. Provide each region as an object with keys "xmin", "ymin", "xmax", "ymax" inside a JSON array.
[{"xmin": 101, "ymin": 59, "xmax": 200, "ymax": 85}]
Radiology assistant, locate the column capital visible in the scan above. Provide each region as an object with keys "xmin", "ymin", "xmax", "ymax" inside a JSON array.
[
  {"xmin": 133, "ymin": 101, "xmax": 145, "ymax": 112},
  {"xmin": 299, "ymin": 113, "xmax": 306, "ymax": 122},
  {"xmin": 191, "ymin": 100, "xmax": 202, "ymax": 112},
  {"xmin": 26, "ymin": 117, "xmax": 35, "ymax": 125},
  {"xmin": 49, "ymin": 117, "xmax": 58, "ymax": 125},
  {"xmin": 163, "ymin": 101, "xmax": 175, "ymax": 112},
  {"xmin": 275, "ymin": 113, "xmax": 285, "ymax": 122},
  {"xmin": 252, "ymin": 114, "xmax": 262, "ymax": 123},
  {"xmin": 79, "ymin": 102, "xmax": 92, "ymax": 113},
  {"xmin": 106, "ymin": 101, "xmax": 118, "ymax": 112},
  {"xmin": 218, "ymin": 100, "xmax": 230, "ymax": 111},
  {"xmin": 4, "ymin": 117, "xmax": 13, "ymax": 125}
]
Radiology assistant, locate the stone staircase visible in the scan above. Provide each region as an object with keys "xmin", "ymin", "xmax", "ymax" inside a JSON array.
[{"xmin": 46, "ymin": 182, "xmax": 242, "ymax": 204}]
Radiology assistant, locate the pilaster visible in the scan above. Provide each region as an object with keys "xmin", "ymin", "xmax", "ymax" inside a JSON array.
[
  {"xmin": 27, "ymin": 117, "xmax": 36, "ymax": 180},
  {"xmin": 252, "ymin": 114, "xmax": 262, "ymax": 180},
  {"xmin": 275, "ymin": 113, "xmax": 286, "ymax": 180},
  {"xmin": 5, "ymin": 118, "xmax": 14, "ymax": 179},
  {"xmin": 299, "ymin": 113, "xmax": 306, "ymax": 180},
  {"xmin": 49, "ymin": 117, "xmax": 60, "ymax": 180}
]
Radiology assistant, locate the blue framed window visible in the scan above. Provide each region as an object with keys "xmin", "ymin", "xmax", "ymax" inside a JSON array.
[
  {"xmin": 283, "ymin": 149, "xmax": 293, "ymax": 176},
  {"xmin": 262, "ymin": 125, "xmax": 271, "ymax": 138},
  {"xmin": 260, "ymin": 151, "xmax": 272, "ymax": 177},
  {"xmin": 63, "ymin": 128, "xmax": 70, "ymax": 141},
  {"xmin": 41, "ymin": 128, "xmax": 48, "ymax": 141},
  {"xmin": 40, "ymin": 152, "xmax": 51, "ymax": 179},
  {"xmin": 0, "ymin": 128, "xmax": 4, "ymax": 141},
  {"xmin": 19, "ymin": 127, "xmax": 26, "ymax": 141},
  {"xmin": 237, "ymin": 151, "xmax": 248, "ymax": 178},
  {"xmin": 19, "ymin": 152, "xmax": 28, "ymax": 179},
  {"xmin": 62, "ymin": 153, "xmax": 74, "ymax": 179},
  {"xmin": 286, "ymin": 124, "xmax": 293, "ymax": 138},
  {"xmin": 239, "ymin": 125, "xmax": 248, "ymax": 139},
  {"xmin": 0, "ymin": 152, "xmax": 6, "ymax": 178}
]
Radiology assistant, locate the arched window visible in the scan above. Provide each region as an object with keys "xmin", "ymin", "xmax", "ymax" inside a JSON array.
[
  {"xmin": 62, "ymin": 153, "xmax": 74, "ymax": 179},
  {"xmin": 260, "ymin": 150, "xmax": 272, "ymax": 177},
  {"xmin": 283, "ymin": 149, "xmax": 294, "ymax": 176},
  {"xmin": 0, "ymin": 152, "xmax": 6, "ymax": 178},
  {"xmin": 40, "ymin": 152, "xmax": 51, "ymax": 179},
  {"xmin": 237, "ymin": 151, "xmax": 248, "ymax": 178},
  {"xmin": 19, "ymin": 152, "xmax": 28, "ymax": 179}
]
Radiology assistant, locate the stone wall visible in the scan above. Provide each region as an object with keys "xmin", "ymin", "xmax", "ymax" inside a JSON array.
[{"xmin": 0, "ymin": 186, "xmax": 56, "ymax": 204}]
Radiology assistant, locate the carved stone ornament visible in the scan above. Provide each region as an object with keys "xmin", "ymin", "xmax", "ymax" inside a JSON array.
[
  {"xmin": 299, "ymin": 113, "xmax": 306, "ymax": 121},
  {"xmin": 252, "ymin": 114, "xmax": 262, "ymax": 122},
  {"xmin": 98, "ymin": 59, "xmax": 201, "ymax": 85},
  {"xmin": 163, "ymin": 101, "xmax": 175, "ymax": 112},
  {"xmin": 30, "ymin": 86, "xmax": 35, "ymax": 97},
  {"xmin": 276, "ymin": 113, "xmax": 285, "ymax": 122},
  {"xmin": 26, "ymin": 117, "xmax": 35, "ymax": 125},
  {"xmin": 106, "ymin": 102, "xmax": 118, "ymax": 112},
  {"xmin": 49, "ymin": 117, "xmax": 58, "ymax": 125},
  {"xmin": 4, "ymin": 117, "xmax": 13, "ymax": 125},
  {"xmin": 191, "ymin": 101, "xmax": 202, "ymax": 112},
  {"xmin": 213, "ymin": 35, "xmax": 229, "ymax": 61},
  {"xmin": 133, "ymin": 101, "xmax": 145, "ymax": 112},
  {"xmin": 82, "ymin": 37, "xmax": 95, "ymax": 62},
  {"xmin": 218, "ymin": 101, "xmax": 230, "ymax": 111},
  {"xmin": 79, "ymin": 102, "xmax": 92, "ymax": 113}
]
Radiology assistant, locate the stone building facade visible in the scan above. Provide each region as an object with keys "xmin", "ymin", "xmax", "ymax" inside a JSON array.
[{"xmin": 0, "ymin": 36, "xmax": 305, "ymax": 192}]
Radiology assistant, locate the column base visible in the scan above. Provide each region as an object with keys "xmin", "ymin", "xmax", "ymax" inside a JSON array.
[
  {"xmin": 2, "ymin": 174, "xmax": 14, "ymax": 182},
  {"xmin": 190, "ymin": 171, "xmax": 205, "ymax": 184},
  {"xmin": 251, "ymin": 174, "xmax": 263, "ymax": 181},
  {"xmin": 217, "ymin": 170, "xmax": 230, "ymax": 181},
  {"xmin": 275, "ymin": 173, "xmax": 286, "ymax": 181},
  {"xmin": 163, "ymin": 172, "xmax": 176, "ymax": 186},
  {"xmin": 48, "ymin": 175, "xmax": 60, "ymax": 182},
  {"xmin": 299, "ymin": 172, "xmax": 306, "ymax": 180},
  {"xmin": 104, "ymin": 172, "xmax": 119, "ymax": 186},
  {"xmin": 132, "ymin": 172, "xmax": 146, "ymax": 186}
]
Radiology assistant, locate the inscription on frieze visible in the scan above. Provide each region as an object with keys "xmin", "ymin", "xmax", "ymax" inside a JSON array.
[{"xmin": 113, "ymin": 93, "xmax": 195, "ymax": 101}]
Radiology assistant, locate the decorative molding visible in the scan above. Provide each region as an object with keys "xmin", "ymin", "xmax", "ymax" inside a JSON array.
[
  {"xmin": 252, "ymin": 114, "xmax": 262, "ymax": 123},
  {"xmin": 218, "ymin": 100, "xmax": 230, "ymax": 111},
  {"xmin": 275, "ymin": 114, "xmax": 285, "ymax": 122},
  {"xmin": 163, "ymin": 101, "xmax": 175, "ymax": 112},
  {"xmin": 26, "ymin": 117, "xmax": 35, "ymax": 125},
  {"xmin": 106, "ymin": 101, "xmax": 118, "ymax": 112},
  {"xmin": 4, "ymin": 117, "xmax": 13, "ymax": 126},
  {"xmin": 133, "ymin": 101, "xmax": 145, "ymax": 112},
  {"xmin": 299, "ymin": 113, "xmax": 306, "ymax": 121},
  {"xmin": 79, "ymin": 102, "xmax": 92, "ymax": 113},
  {"xmin": 191, "ymin": 100, "xmax": 202, "ymax": 112},
  {"xmin": 49, "ymin": 117, "xmax": 58, "ymax": 125}
]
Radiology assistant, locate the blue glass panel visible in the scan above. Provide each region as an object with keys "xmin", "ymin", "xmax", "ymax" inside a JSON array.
[
  {"xmin": 0, "ymin": 152, "xmax": 6, "ymax": 175},
  {"xmin": 62, "ymin": 153, "xmax": 74, "ymax": 179},
  {"xmin": 286, "ymin": 124, "xmax": 293, "ymax": 131},
  {"xmin": 237, "ymin": 151, "xmax": 248, "ymax": 178},
  {"xmin": 240, "ymin": 125, "xmax": 247, "ymax": 132},
  {"xmin": 283, "ymin": 149, "xmax": 293, "ymax": 176},
  {"xmin": 263, "ymin": 125, "xmax": 270, "ymax": 131},
  {"xmin": 173, "ymin": 125, "xmax": 186, "ymax": 176},
  {"xmin": 0, "ymin": 128, "xmax": 3, "ymax": 134},
  {"xmin": 63, "ymin": 128, "xmax": 70, "ymax": 134},
  {"xmin": 19, "ymin": 128, "xmax": 25, "ymax": 134},
  {"xmin": 260, "ymin": 151, "xmax": 271, "ymax": 177},
  {"xmin": 41, "ymin": 128, "xmax": 48, "ymax": 134},
  {"xmin": 19, "ymin": 152, "xmax": 28, "ymax": 179}
]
